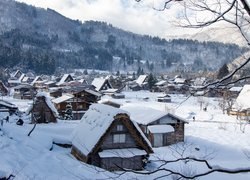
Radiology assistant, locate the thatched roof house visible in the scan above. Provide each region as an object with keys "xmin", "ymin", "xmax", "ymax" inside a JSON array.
[
  {"xmin": 27, "ymin": 92, "xmax": 58, "ymax": 123},
  {"xmin": 71, "ymin": 104, "xmax": 153, "ymax": 171}
]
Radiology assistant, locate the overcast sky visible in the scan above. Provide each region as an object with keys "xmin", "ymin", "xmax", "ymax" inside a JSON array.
[{"xmin": 16, "ymin": 0, "xmax": 208, "ymax": 39}]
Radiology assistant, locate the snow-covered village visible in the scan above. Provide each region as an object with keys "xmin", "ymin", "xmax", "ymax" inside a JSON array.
[{"xmin": 1, "ymin": 0, "xmax": 250, "ymax": 180}]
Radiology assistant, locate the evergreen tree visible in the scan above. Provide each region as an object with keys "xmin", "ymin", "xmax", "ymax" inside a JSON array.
[
  {"xmin": 83, "ymin": 69, "xmax": 88, "ymax": 75},
  {"xmin": 148, "ymin": 73, "xmax": 157, "ymax": 90},
  {"xmin": 64, "ymin": 103, "xmax": 73, "ymax": 120},
  {"xmin": 217, "ymin": 63, "xmax": 229, "ymax": 79}
]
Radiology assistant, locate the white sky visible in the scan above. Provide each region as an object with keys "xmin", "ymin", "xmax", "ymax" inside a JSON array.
[{"xmin": 16, "ymin": 0, "xmax": 206, "ymax": 38}]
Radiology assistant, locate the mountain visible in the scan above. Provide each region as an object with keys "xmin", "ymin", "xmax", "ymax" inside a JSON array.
[
  {"xmin": 0, "ymin": 0, "xmax": 248, "ymax": 75},
  {"xmin": 189, "ymin": 27, "xmax": 248, "ymax": 47}
]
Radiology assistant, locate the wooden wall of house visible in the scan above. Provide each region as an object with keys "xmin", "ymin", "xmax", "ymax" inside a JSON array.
[
  {"xmin": 100, "ymin": 120, "xmax": 138, "ymax": 149},
  {"xmin": 56, "ymin": 99, "xmax": 89, "ymax": 119},
  {"xmin": 74, "ymin": 91, "xmax": 99, "ymax": 103},
  {"xmin": 145, "ymin": 117, "xmax": 185, "ymax": 146},
  {"xmin": 32, "ymin": 97, "xmax": 56, "ymax": 123},
  {"xmin": 100, "ymin": 156, "xmax": 144, "ymax": 171}
]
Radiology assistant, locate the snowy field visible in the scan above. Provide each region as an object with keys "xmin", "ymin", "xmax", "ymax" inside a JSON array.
[{"xmin": 0, "ymin": 91, "xmax": 250, "ymax": 179}]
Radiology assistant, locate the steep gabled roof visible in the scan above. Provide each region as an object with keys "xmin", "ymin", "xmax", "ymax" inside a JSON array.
[
  {"xmin": 27, "ymin": 92, "xmax": 59, "ymax": 117},
  {"xmin": 31, "ymin": 76, "xmax": 43, "ymax": 85},
  {"xmin": 136, "ymin": 75, "xmax": 148, "ymax": 86},
  {"xmin": 71, "ymin": 104, "xmax": 152, "ymax": 157},
  {"xmin": 91, "ymin": 78, "xmax": 112, "ymax": 91},
  {"xmin": 233, "ymin": 84, "xmax": 250, "ymax": 110},
  {"xmin": 56, "ymin": 74, "xmax": 74, "ymax": 86}
]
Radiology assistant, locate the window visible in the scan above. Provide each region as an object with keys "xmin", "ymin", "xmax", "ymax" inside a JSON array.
[
  {"xmin": 113, "ymin": 134, "xmax": 126, "ymax": 143},
  {"xmin": 117, "ymin": 125, "xmax": 123, "ymax": 131}
]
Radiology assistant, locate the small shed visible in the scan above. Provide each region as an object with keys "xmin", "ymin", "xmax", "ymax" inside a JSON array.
[
  {"xmin": 71, "ymin": 104, "xmax": 153, "ymax": 171},
  {"xmin": 121, "ymin": 105, "xmax": 187, "ymax": 147},
  {"xmin": 27, "ymin": 92, "xmax": 58, "ymax": 123},
  {"xmin": 157, "ymin": 94, "xmax": 171, "ymax": 103},
  {"xmin": 0, "ymin": 100, "xmax": 18, "ymax": 115}
]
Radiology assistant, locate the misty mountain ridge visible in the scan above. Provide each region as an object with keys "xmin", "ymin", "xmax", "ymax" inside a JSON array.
[{"xmin": 0, "ymin": 0, "xmax": 248, "ymax": 75}]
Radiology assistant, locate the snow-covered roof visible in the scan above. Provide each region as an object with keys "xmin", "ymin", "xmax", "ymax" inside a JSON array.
[
  {"xmin": 233, "ymin": 85, "xmax": 250, "ymax": 110},
  {"xmin": 22, "ymin": 77, "xmax": 29, "ymax": 83},
  {"xmin": 102, "ymin": 88, "xmax": 119, "ymax": 93},
  {"xmin": 155, "ymin": 80, "xmax": 167, "ymax": 86},
  {"xmin": 91, "ymin": 78, "xmax": 110, "ymax": 91},
  {"xmin": 136, "ymin": 75, "xmax": 148, "ymax": 86},
  {"xmin": 11, "ymin": 70, "xmax": 22, "ymax": 78},
  {"xmin": 84, "ymin": 89, "xmax": 102, "ymax": 97},
  {"xmin": 8, "ymin": 74, "xmax": 26, "ymax": 84},
  {"xmin": 98, "ymin": 148, "xmax": 147, "ymax": 158},
  {"xmin": 174, "ymin": 78, "xmax": 186, "ymax": 84},
  {"xmin": 31, "ymin": 76, "xmax": 43, "ymax": 85},
  {"xmin": 44, "ymin": 81, "xmax": 56, "ymax": 85},
  {"xmin": 229, "ymin": 86, "xmax": 242, "ymax": 92},
  {"xmin": 148, "ymin": 125, "xmax": 174, "ymax": 134},
  {"xmin": 28, "ymin": 92, "xmax": 59, "ymax": 117},
  {"xmin": 52, "ymin": 94, "xmax": 74, "ymax": 104},
  {"xmin": 57, "ymin": 74, "xmax": 73, "ymax": 86},
  {"xmin": 121, "ymin": 105, "xmax": 168, "ymax": 125},
  {"xmin": 71, "ymin": 104, "xmax": 152, "ymax": 156},
  {"xmin": 121, "ymin": 105, "xmax": 188, "ymax": 125},
  {"xmin": 71, "ymin": 104, "xmax": 128, "ymax": 156},
  {"xmin": 0, "ymin": 100, "xmax": 17, "ymax": 109}
]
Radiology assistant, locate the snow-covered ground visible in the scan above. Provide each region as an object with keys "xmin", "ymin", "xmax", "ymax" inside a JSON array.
[{"xmin": 0, "ymin": 91, "xmax": 249, "ymax": 179}]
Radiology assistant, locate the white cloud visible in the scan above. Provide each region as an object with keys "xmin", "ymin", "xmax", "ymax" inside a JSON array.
[{"xmin": 15, "ymin": 0, "xmax": 213, "ymax": 38}]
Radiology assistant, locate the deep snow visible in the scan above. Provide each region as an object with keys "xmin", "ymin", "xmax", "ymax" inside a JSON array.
[{"xmin": 0, "ymin": 91, "xmax": 249, "ymax": 179}]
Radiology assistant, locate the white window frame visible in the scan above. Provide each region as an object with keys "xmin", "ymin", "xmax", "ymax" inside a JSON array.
[
  {"xmin": 113, "ymin": 134, "xmax": 126, "ymax": 143},
  {"xmin": 117, "ymin": 125, "xmax": 123, "ymax": 131}
]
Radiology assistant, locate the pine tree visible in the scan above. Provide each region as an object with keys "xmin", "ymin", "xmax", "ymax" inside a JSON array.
[
  {"xmin": 148, "ymin": 73, "xmax": 157, "ymax": 90},
  {"xmin": 217, "ymin": 63, "xmax": 229, "ymax": 79},
  {"xmin": 64, "ymin": 103, "xmax": 73, "ymax": 120}
]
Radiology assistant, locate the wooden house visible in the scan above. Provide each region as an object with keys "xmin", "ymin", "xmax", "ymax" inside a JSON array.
[
  {"xmin": 27, "ymin": 92, "xmax": 58, "ymax": 123},
  {"xmin": 11, "ymin": 70, "xmax": 22, "ymax": 79},
  {"xmin": 56, "ymin": 74, "xmax": 74, "ymax": 86},
  {"xmin": 52, "ymin": 87, "xmax": 102, "ymax": 120},
  {"xmin": 121, "ymin": 106, "xmax": 187, "ymax": 147},
  {"xmin": 230, "ymin": 84, "xmax": 250, "ymax": 119},
  {"xmin": 0, "ymin": 81, "xmax": 8, "ymax": 96},
  {"xmin": 91, "ymin": 78, "xmax": 113, "ymax": 92},
  {"xmin": 71, "ymin": 104, "xmax": 153, "ymax": 171},
  {"xmin": 49, "ymin": 88, "xmax": 63, "ymax": 98},
  {"xmin": 52, "ymin": 94, "xmax": 86, "ymax": 120},
  {"xmin": 0, "ymin": 100, "xmax": 18, "ymax": 115},
  {"xmin": 8, "ymin": 73, "xmax": 26, "ymax": 87},
  {"xmin": 136, "ymin": 75, "xmax": 148, "ymax": 87},
  {"xmin": 31, "ymin": 76, "xmax": 47, "ymax": 89},
  {"xmin": 157, "ymin": 94, "xmax": 171, "ymax": 103},
  {"xmin": 13, "ymin": 84, "xmax": 36, "ymax": 100},
  {"xmin": 64, "ymin": 86, "xmax": 101, "ymax": 103}
]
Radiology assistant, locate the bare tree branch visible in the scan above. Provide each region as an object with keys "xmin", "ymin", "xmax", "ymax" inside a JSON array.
[{"xmin": 118, "ymin": 156, "xmax": 250, "ymax": 179}]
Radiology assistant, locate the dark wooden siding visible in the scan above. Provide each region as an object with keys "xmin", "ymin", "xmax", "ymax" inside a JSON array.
[
  {"xmin": 101, "ymin": 121, "xmax": 138, "ymax": 149},
  {"xmin": 100, "ymin": 156, "xmax": 143, "ymax": 171},
  {"xmin": 32, "ymin": 96, "xmax": 56, "ymax": 123}
]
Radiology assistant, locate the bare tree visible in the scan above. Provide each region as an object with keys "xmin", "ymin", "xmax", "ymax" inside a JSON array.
[
  {"xmin": 132, "ymin": 0, "xmax": 250, "ymax": 178},
  {"xmin": 136, "ymin": 0, "xmax": 250, "ymax": 89}
]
